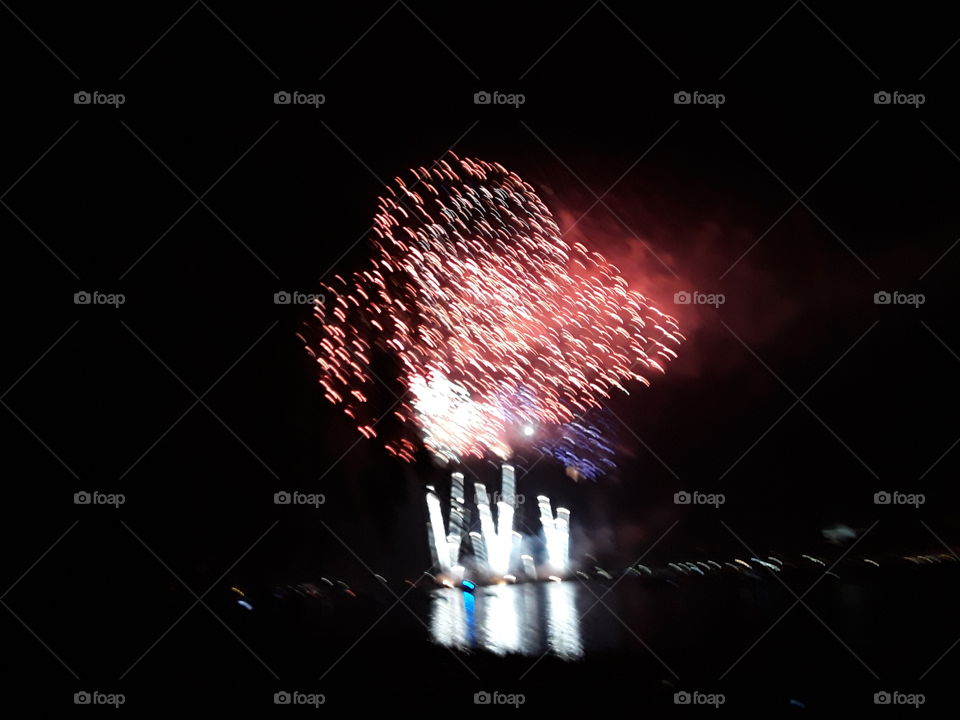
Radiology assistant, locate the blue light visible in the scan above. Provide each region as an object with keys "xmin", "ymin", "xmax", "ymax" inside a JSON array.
[
  {"xmin": 461, "ymin": 580, "xmax": 476, "ymax": 591},
  {"xmin": 237, "ymin": 600, "xmax": 253, "ymax": 610},
  {"xmin": 463, "ymin": 590, "xmax": 476, "ymax": 646}
]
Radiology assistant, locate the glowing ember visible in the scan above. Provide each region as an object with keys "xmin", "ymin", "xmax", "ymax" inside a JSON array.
[{"xmin": 301, "ymin": 154, "xmax": 683, "ymax": 466}]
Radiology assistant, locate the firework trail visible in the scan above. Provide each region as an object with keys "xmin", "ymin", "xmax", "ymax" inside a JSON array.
[
  {"xmin": 301, "ymin": 154, "xmax": 682, "ymax": 470},
  {"xmin": 538, "ymin": 407, "xmax": 618, "ymax": 481}
]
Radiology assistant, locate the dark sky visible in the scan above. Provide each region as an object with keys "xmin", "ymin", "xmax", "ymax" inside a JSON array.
[{"xmin": 2, "ymin": 0, "xmax": 959, "ymax": 698}]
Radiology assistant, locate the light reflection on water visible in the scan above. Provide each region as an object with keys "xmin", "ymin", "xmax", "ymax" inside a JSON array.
[{"xmin": 429, "ymin": 581, "xmax": 584, "ymax": 660}]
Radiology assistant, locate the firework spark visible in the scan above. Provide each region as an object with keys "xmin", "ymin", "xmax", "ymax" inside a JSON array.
[{"xmin": 302, "ymin": 154, "xmax": 682, "ymax": 468}]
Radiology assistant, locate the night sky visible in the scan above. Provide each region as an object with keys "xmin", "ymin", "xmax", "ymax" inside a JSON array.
[{"xmin": 2, "ymin": 1, "xmax": 960, "ymax": 713}]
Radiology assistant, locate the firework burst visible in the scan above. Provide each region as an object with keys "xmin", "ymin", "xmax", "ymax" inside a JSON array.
[{"xmin": 301, "ymin": 154, "xmax": 683, "ymax": 469}]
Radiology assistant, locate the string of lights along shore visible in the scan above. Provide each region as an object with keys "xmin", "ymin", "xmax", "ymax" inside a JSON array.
[{"xmin": 301, "ymin": 154, "xmax": 683, "ymax": 584}]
